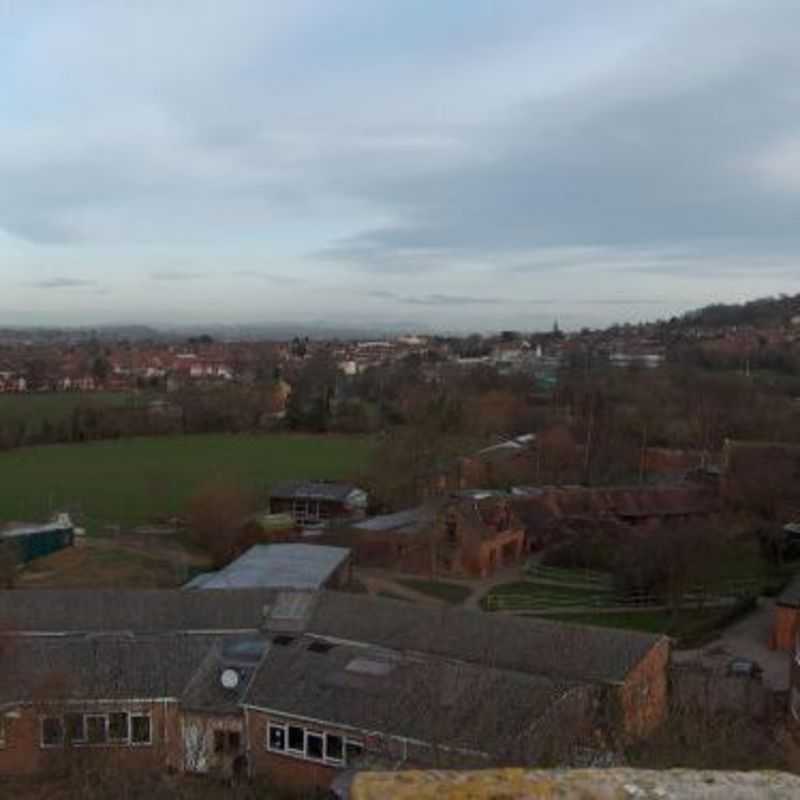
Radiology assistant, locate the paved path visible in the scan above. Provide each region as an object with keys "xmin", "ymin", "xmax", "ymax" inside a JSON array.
[
  {"xmin": 360, "ymin": 574, "xmax": 445, "ymax": 606},
  {"xmin": 354, "ymin": 565, "xmax": 526, "ymax": 610},
  {"xmin": 673, "ymin": 598, "xmax": 789, "ymax": 691}
]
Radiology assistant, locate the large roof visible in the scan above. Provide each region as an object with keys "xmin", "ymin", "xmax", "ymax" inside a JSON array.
[
  {"xmin": 184, "ymin": 544, "xmax": 351, "ymax": 591},
  {"xmin": 307, "ymin": 592, "xmax": 663, "ymax": 686},
  {"xmin": 0, "ymin": 634, "xmax": 215, "ymax": 708},
  {"xmin": 0, "ymin": 589, "xmax": 278, "ymax": 633},
  {"xmin": 351, "ymin": 505, "xmax": 438, "ymax": 536},
  {"xmin": 244, "ymin": 634, "xmax": 578, "ymax": 762}
]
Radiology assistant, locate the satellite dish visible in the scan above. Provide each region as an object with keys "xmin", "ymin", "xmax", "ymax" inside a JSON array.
[{"xmin": 221, "ymin": 668, "xmax": 240, "ymax": 690}]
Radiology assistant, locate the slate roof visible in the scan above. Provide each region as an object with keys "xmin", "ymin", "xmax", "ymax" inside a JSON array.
[
  {"xmin": 180, "ymin": 636, "xmax": 271, "ymax": 713},
  {"xmin": 270, "ymin": 481, "xmax": 363, "ymax": 503},
  {"xmin": 244, "ymin": 635, "xmax": 579, "ymax": 760},
  {"xmin": 350, "ymin": 505, "xmax": 439, "ymax": 537},
  {"xmin": 308, "ymin": 592, "xmax": 663, "ymax": 686},
  {"xmin": 0, "ymin": 589, "xmax": 279, "ymax": 633},
  {"xmin": 0, "ymin": 634, "xmax": 215, "ymax": 708}
]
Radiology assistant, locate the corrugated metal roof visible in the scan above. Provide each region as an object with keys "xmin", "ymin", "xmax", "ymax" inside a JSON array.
[
  {"xmin": 185, "ymin": 544, "xmax": 351, "ymax": 591},
  {"xmin": 1, "ymin": 521, "xmax": 73, "ymax": 540}
]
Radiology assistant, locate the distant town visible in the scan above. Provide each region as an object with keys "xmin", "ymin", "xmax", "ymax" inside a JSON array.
[{"xmin": 2, "ymin": 293, "xmax": 800, "ymax": 796}]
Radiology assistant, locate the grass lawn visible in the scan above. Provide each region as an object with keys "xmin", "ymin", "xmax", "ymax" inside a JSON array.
[
  {"xmin": 17, "ymin": 534, "xmax": 212, "ymax": 589},
  {"xmin": 538, "ymin": 602, "xmax": 751, "ymax": 647},
  {"xmin": 395, "ymin": 577, "xmax": 473, "ymax": 605},
  {"xmin": 0, "ymin": 433, "xmax": 372, "ymax": 531},
  {"xmin": 0, "ymin": 392, "xmax": 138, "ymax": 427},
  {"xmin": 481, "ymin": 579, "xmax": 613, "ymax": 611}
]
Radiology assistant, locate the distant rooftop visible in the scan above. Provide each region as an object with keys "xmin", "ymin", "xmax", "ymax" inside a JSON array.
[
  {"xmin": 270, "ymin": 480, "xmax": 366, "ymax": 503},
  {"xmin": 351, "ymin": 506, "xmax": 435, "ymax": 536},
  {"xmin": 184, "ymin": 543, "xmax": 351, "ymax": 591}
]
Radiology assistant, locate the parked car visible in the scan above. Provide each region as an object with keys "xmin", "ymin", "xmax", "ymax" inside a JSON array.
[{"xmin": 726, "ymin": 658, "xmax": 763, "ymax": 679}]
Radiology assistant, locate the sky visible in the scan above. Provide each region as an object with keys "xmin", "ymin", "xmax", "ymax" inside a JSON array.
[{"xmin": 2, "ymin": 0, "xmax": 800, "ymax": 332}]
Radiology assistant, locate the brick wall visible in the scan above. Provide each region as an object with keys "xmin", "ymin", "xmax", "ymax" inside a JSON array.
[
  {"xmin": 0, "ymin": 701, "xmax": 180, "ymax": 777},
  {"xmin": 618, "ymin": 638, "xmax": 670, "ymax": 740},
  {"xmin": 771, "ymin": 605, "xmax": 799, "ymax": 651},
  {"xmin": 245, "ymin": 709, "xmax": 342, "ymax": 793}
]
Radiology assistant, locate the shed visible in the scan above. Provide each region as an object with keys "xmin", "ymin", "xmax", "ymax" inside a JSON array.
[
  {"xmin": 1, "ymin": 516, "xmax": 75, "ymax": 565},
  {"xmin": 269, "ymin": 482, "xmax": 368, "ymax": 527}
]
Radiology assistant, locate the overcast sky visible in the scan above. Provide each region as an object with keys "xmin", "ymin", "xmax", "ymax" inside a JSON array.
[{"xmin": 3, "ymin": 1, "xmax": 800, "ymax": 331}]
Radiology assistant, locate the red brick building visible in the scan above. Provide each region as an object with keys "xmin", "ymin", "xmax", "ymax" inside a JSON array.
[
  {"xmin": 0, "ymin": 589, "xmax": 669, "ymax": 794},
  {"xmin": 348, "ymin": 495, "xmax": 525, "ymax": 578}
]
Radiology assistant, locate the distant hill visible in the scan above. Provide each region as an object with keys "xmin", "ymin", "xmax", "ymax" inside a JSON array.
[{"xmin": 679, "ymin": 293, "xmax": 800, "ymax": 329}]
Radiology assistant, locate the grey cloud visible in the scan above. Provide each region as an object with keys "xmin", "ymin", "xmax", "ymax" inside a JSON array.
[
  {"xmin": 25, "ymin": 277, "xmax": 98, "ymax": 289},
  {"xmin": 233, "ymin": 270, "xmax": 301, "ymax": 285},
  {"xmin": 150, "ymin": 270, "xmax": 207, "ymax": 281},
  {"xmin": 365, "ymin": 289, "xmax": 508, "ymax": 306},
  {"xmin": 319, "ymin": 6, "xmax": 800, "ymax": 278}
]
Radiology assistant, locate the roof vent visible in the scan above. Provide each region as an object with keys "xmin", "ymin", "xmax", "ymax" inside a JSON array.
[{"xmin": 220, "ymin": 668, "xmax": 241, "ymax": 690}]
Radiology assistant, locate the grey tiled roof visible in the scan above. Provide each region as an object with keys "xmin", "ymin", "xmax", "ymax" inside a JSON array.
[
  {"xmin": 269, "ymin": 481, "xmax": 362, "ymax": 502},
  {"xmin": 0, "ymin": 589, "xmax": 280, "ymax": 633},
  {"xmin": 308, "ymin": 592, "xmax": 663, "ymax": 685},
  {"xmin": 244, "ymin": 635, "xmax": 579, "ymax": 760},
  {"xmin": 0, "ymin": 634, "xmax": 215, "ymax": 707},
  {"xmin": 180, "ymin": 636, "xmax": 271, "ymax": 713}
]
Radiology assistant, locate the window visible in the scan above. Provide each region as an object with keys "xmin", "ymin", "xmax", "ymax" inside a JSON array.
[
  {"xmin": 131, "ymin": 714, "xmax": 151, "ymax": 745},
  {"xmin": 306, "ymin": 731, "xmax": 323, "ymax": 760},
  {"xmin": 87, "ymin": 715, "xmax": 107, "ymax": 744},
  {"xmin": 109, "ymin": 712, "xmax": 129, "ymax": 742},
  {"xmin": 65, "ymin": 713, "xmax": 86, "ymax": 744},
  {"xmin": 41, "ymin": 717, "xmax": 64, "ymax": 747},
  {"xmin": 345, "ymin": 739, "xmax": 364, "ymax": 763},
  {"xmin": 325, "ymin": 733, "xmax": 343, "ymax": 763},
  {"xmin": 214, "ymin": 730, "xmax": 226, "ymax": 754},
  {"xmin": 267, "ymin": 723, "xmax": 364, "ymax": 766},
  {"xmin": 268, "ymin": 724, "xmax": 286, "ymax": 752},
  {"xmin": 287, "ymin": 725, "xmax": 304, "ymax": 753}
]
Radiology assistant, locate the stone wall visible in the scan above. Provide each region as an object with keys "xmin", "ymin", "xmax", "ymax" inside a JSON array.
[{"xmin": 350, "ymin": 768, "xmax": 800, "ymax": 799}]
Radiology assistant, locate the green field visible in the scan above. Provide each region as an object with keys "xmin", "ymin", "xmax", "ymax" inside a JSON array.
[
  {"xmin": 0, "ymin": 434, "xmax": 372, "ymax": 531},
  {"xmin": 0, "ymin": 392, "xmax": 137, "ymax": 426}
]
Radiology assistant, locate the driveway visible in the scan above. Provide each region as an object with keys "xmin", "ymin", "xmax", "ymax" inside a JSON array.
[{"xmin": 672, "ymin": 598, "xmax": 791, "ymax": 691}]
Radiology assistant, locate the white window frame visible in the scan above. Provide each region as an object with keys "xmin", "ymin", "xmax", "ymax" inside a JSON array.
[
  {"xmin": 130, "ymin": 713, "xmax": 152, "ymax": 746},
  {"xmin": 64, "ymin": 712, "xmax": 87, "ymax": 745},
  {"xmin": 305, "ymin": 729, "xmax": 324, "ymax": 762},
  {"xmin": 324, "ymin": 732, "xmax": 344, "ymax": 764},
  {"xmin": 108, "ymin": 711, "xmax": 130, "ymax": 743},
  {"xmin": 267, "ymin": 723, "xmax": 287, "ymax": 752},
  {"xmin": 40, "ymin": 716, "xmax": 64, "ymax": 748},
  {"xmin": 286, "ymin": 723, "xmax": 305, "ymax": 755},
  {"xmin": 265, "ymin": 721, "xmax": 364, "ymax": 766},
  {"xmin": 86, "ymin": 714, "xmax": 108, "ymax": 745}
]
